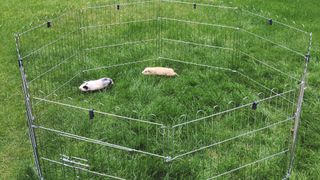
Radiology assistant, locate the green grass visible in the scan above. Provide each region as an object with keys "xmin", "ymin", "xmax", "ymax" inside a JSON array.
[{"xmin": 1, "ymin": 0, "xmax": 320, "ymax": 179}]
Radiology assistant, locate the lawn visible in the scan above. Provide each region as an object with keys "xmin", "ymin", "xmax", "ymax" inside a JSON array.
[{"xmin": 1, "ymin": 0, "xmax": 320, "ymax": 179}]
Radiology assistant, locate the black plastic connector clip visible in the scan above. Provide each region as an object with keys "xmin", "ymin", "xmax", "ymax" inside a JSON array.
[
  {"xmin": 47, "ymin": 21, "xmax": 52, "ymax": 28},
  {"xmin": 89, "ymin": 109, "xmax": 94, "ymax": 120},
  {"xmin": 268, "ymin": 19, "xmax": 273, "ymax": 25},
  {"xmin": 193, "ymin": 3, "xmax": 197, "ymax": 9},
  {"xmin": 305, "ymin": 54, "xmax": 310, "ymax": 63},
  {"xmin": 117, "ymin": 4, "xmax": 120, "ymax": 10},
  {"xmin": 18, "ymin": 58, "xmax": 23, "ymax": 68},
  {"xmin": 252, "ymin": 102, "xmax": 258, "ymax": 110}
]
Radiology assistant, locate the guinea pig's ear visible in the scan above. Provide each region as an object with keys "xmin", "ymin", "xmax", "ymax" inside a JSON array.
[{"xmin": 83, "ymin": 85, "xmax": 89, "ymax": 90}]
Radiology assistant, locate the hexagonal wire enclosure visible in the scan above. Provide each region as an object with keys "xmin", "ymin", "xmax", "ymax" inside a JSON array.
[{"xmin": 16, "ymin": 0, "xmax": 312, "ymax": 179}]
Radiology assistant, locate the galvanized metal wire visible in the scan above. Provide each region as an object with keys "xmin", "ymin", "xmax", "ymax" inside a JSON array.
[{"xmin": 16, "ymin": 1, "xmax": 311, "ymax": 179}]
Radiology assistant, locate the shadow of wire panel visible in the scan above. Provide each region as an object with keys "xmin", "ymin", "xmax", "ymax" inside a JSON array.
[{"xmin": 16, "ymin": 0, "xmax": 311, "ymax": 179}]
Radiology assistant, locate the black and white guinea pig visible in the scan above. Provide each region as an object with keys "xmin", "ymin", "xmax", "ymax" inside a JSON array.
[{"xmin": 79, "ymin": 78, "xmax": 113, "ymax": 92}]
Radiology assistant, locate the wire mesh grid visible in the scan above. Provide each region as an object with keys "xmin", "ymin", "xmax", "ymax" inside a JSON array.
[{"xmin": 15, "ymin": 0, "xmax": 312, "ymax": 179}]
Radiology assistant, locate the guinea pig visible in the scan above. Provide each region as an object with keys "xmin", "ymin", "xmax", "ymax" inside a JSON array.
[
  {"xmin": 142, "ymin": 67, "xmax": 177, "ymax": 77},
  {"xmin": 79, "ymin": 78, "xmax": 113, "ymax": 92}
]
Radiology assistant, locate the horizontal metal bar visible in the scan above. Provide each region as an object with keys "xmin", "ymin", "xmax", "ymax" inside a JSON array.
[
  {"xmin": 18, "ymin": 22, "xmax": 48, "ymax": 36},
  {"xmin": 41, "ymin": 157, "xmax": 125, "ymax": 180},
  {"xmin": 242, "ymin": 9, "xmax": 308, "ymax": 34},
  {"xmin": 160, "ymin": 17, "xmax": 304, "ymax": 57},
  {"xmin": 160, "ymin": 57, "xmax": 236, "ymax": 72},
  {"xmin": 162, "ymin": 38, "xmax": 234, "ymax": 51},
  {"xmin": 85, "ymin": 1, "xmax": 153, "ymax": 9},
  {"xmin": 80, "ymin": 19, "xmax": 156, "ymax": 30},
  {"xmin": 164, "ymin": 56, "xmax": 293, "ymax": 105},
  {"xmin": 161, "ymin": 0, "xmax": 307, "ymax": 34},
  {"xmin": 82, "ymin": 58, "xmax": 157, "ymax": 72},
  {"xmin": 241, "ymin": 29, "xmax": 305, "ymax": 57},
  {"xmin": 161, "ymin": 0, "xmax": 239, "ymax": 10},
  {"xmin": 60, "ymin": 157, "xmax": 90, "ymax": 168},
  {"xmin": 84, "ymin": 39, "xmax": 156, "ymax": 51},
  {"xmin": 172, "ymin": 89, "xmax": 295, "ymax": 128},
  {"xmin": 238, "ymin": 50, "xmax": 300, "ymax": 81},
  {"xmin": 36, "ymin": 125, "xmax": 133, "ymax": 151},
  {"xmin": 161, "ymin": 39, "xmax": 299, "ymax": 88},
  {"xmin": 160, "ymin": 17, "xmax": 240, "ymax": 30},
  {"xmin": 33, "ymin": 98, "xmax": 164, "ymax": 126},
  {"xmin": 170, "ymin": 118, "xmax": 293, "ymax": 161},
  {"xmin": 18, "ymin": 8, "xmax": 71, "ymax": 36},
  {"xmin": 160, "ymin": 38, "xmax": 298, "ymax": 98},
  {"xmin": 208, "ymin": 149, "xmax": 289, "ymax": 179},
  {"xmin": 60, "ymin": 154, "xmax": 88, "ymax": 162},
  {"xmin": 159, "ymin": 57, "xmax": 273, "ymax": 95},
  {"xmin": 35, "ymin": 125, "xmax": 166, "ymax": 159}
]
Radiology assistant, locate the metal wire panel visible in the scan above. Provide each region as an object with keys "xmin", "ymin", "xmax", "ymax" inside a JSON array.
[{"xmin": 15, "ymin": 0, "xmax": 311, "ymax": 179}]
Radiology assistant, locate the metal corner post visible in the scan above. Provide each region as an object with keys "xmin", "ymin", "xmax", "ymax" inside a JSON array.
[
  {"xmin": 285, "ymin": 32, "xmax": 312, "ymax": 179},
  {"xmin": 15, "ymin": 34, "xmax": 44, "ymax": 179}
]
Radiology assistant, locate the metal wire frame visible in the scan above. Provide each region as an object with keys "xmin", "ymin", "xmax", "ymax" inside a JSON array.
[
  {"xmin": 30, "ymin": 52, "xmax": 298, "ymax": 178},
  {"xmin": 31, "ymin": 51, "xmax": 298, "ymax": 126},
  {"xmin": 15, "ymin": 0, "xmax": 311, "ymax": 179},
  {"xmin": 158, "ymin": 17, "xmax": 305, "ymax": 58},
  {"xmin": 285, "ymin": 32, "xmax": 313, "ymax": 179},
  {"xmin": 17, "ymin": 1, "xmax": 308, "ymax": 57},
  {"xmin": 20, "ymin": 20, "xmax": 305, "ymax": 88},
  {"xmin": 41, "ymin": 157, "xmax": 125, "ymax": 180},
  {"xmin": 208, "ymin": 149, "xmax": 290, "ymax": 179},
  {"xmin": 26, "ymin": 59, "xmax": 299, "ymax": 179},
  {"xmin": 15, "ymin": 34, "xmax": 44, "ymax": 179},
  {"xmin": 31, "ymin": 85, "xmax": 296, "ymax": 160}
]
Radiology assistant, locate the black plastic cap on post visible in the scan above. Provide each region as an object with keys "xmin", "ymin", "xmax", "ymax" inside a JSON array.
[
  {"xmin": 252, "ymin": 102, "xmax": 258, "ymax": 110},
  {"xmin": 193, "ymin": 3, "xmax": 196, "ymax": 9},
  {"xmin": 268, "ymin": 19, "xmax": 273, "ymax": 25},
  {"xmin": 117, "ymin": 4, "xmax": 120, "ymax": 10},
  {"xmin": 47, "ymin": 21, "xmax": 52, "ymax": 28},
  {"xmin": 89, "ymin": 109, "xmax": 94, "ymax": 120}
]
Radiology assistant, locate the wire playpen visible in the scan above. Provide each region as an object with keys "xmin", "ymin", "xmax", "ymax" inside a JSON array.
[{"xmin": 16, "ymin": 0, "xmax": 312, "ymax": 179}]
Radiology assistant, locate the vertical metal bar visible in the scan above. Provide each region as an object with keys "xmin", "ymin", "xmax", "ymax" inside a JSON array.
[
  {"xmin": 15, "ymin": 33, "xmax": 44, "ymax": 179},
  {"xmin": 285, "ymin": 32, "xmax": 312, "ymax": 179},
  {"xmin": 156, "ymin": 0, "xmax": 162, "ymax": 59},
  {"xmin": 161, "ymin": 125, "xmax": 166, "ymax": 160},
  {"xmin": 166, "ymin": 126, "xmax": 172, "ymax": 162},
  {"xmin": 171, "ymin": 126, "xmax": 175, "ymax": 158}
]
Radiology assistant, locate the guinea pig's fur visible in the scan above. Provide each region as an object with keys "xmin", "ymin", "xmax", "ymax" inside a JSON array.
[
  {"xmin": 79, "ymin": 78, "xmax": 113, "ymax": 92},
  {"xmin": 142, "ymin": 67, "xmax": 177, "ymax": 77}
]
